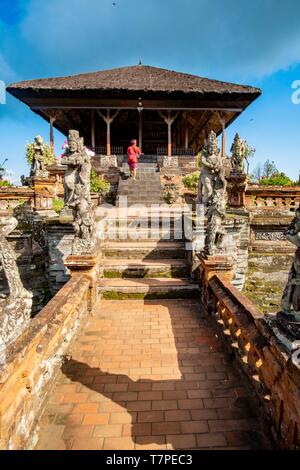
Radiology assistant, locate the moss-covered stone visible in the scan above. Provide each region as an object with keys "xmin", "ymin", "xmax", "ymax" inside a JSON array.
[
  {"xmin": 103, "ymin": 269, "xmax": 185, "ymax": 279},
  {"xmin": 102, "ymin": 289, "xmax": 199, "ymax": 300}
]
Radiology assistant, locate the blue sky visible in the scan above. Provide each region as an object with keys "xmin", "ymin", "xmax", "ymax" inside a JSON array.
[{"xmin": 0, "ymin": 0, "xmax": 300, "ymax": 183}]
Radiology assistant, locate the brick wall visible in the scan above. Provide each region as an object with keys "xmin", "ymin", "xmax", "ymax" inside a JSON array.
[{"xmin": 0, "ymin": 275, "xmax": 91, "ymax": 450}]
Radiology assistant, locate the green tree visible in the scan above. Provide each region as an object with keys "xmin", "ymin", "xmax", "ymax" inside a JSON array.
[
  {"xmin": 260, "ymin": 173, "xmax": 294, "ymax": 186},
  {"xmin": 263, "ymin": 160, "xmax": 278, "ymax": 179},
  {"xmin": 251, "ymin": 159, "xmax": 296, "ymax": 186},
  {"xmin": 251, "ymin": 159, "xmax": 278, "ymax": 183}
]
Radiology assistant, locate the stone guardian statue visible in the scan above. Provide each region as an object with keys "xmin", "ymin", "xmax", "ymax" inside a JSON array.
[
  {"xmin": 197, "ymin": 131, "xmax": 225, "ymax": 206},
  {"xmin": 61, "ymin": 130, "xmax": 96, "ymax": 254},
  {"xmin": 29, "ymin": 135, "xmax": 50, "ymax": 178},
  {"xmin": 197, "ymin": 131, "xmax": 227, "ymax": 256},
  {"xmin": 277, "ymin": 205, "xmax": 300, "ymax": 338}
]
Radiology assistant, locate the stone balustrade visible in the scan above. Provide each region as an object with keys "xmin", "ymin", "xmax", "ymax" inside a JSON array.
[
  {"xmin": 245, "ymin": 185, "xmax": 300, "ymax": 214},
  {"xmin": 0, "ymin": 186, "xmax": 34, "ymax": 212},
  {"xmin": 199, "ymin": 255, "xmax": 300, "ymax": 450},
  {"xmin": 0, "ymin": 177, "xmax": 58, "ymax": 214}
]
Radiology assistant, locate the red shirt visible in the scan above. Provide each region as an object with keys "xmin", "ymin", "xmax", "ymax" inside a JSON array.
[{"xmin": 127, "ymin": 145, "xmax": 141, "ymax": 163}]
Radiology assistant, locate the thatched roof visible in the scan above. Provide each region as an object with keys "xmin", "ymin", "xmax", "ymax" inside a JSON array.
[{"xmin": 7, "ymin": 65, "xmax": 260, "ymax": 96}]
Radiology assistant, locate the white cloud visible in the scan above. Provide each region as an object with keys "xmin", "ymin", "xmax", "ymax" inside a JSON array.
[
  {"xmin": 0, "ymin": 52, "xmax": 17, "ymax": 83},
  {"xmin": 11, "ymin": 0, "xmax": 300, "ymax": 81}
]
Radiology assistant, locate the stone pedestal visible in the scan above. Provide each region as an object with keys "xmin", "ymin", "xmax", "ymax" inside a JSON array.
[
  {"xmin": 198, "ymin": 254, "xmax": 234, "ymax": 287},
  {"xmin": 64, "ymin": 251, "xmax": 101, "ymax": 309},
  {"xmin": 32, "ymin": 177, "xmax": 56, "ymax": 213},
  {"xmin": 198, "ymin": 254, "xmax": 234, "ymax": 311},
  {"xmin": 162, "ymin": 156, "xmax": 179, "ymax": 168},
  {"xmin": 226, "ymin": 172, "xmax": 247, "ymax": 210},
  {"xmin": 99, "ymin": 155, "xmax": 118, "ymax": 168}
]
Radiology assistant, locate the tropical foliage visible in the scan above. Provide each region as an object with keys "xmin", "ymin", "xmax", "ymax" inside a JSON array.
[
  {"xmin": 251, "ymin": 159, "xmax": 296, "ymax": 186},
  {"xmin": 90, "ymin": 170, "xmax": 110, "ymax": 195},
  {"xmin": 0, "ymin": 179, "xmax": 12, "ymax": 187},
  {"xmin": 260, "ymin": 173, "xmax": 295, "ymax": 186},
  {"xmin": 52, "ymin": 197, "xmax": 64, "ymax": 213},
  {"xmin": 182, "ymin": 171, "xmax": 200, "ymax": 192}
]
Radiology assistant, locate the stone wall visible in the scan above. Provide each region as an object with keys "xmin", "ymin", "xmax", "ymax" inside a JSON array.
[
  {"xmin": 45, "ymin": 218, "xmax": 75, "ymax": 294},
  {"xmin": 199, "ymin": 262, "xmax": 300, "ymax": 450},
  {"xmin": 243, "ymin": 187, "xmax": 299, "ymax": 313},
  {"xmin": 0, "ymin": 187, "xmax": 34, "ymax": 212},
  {"xmin": 222, "ymin": 212, "xmax": 250, "ymax": 289},
  {"xmin": 0, "ymin": 274, "xmax": 91, "ymax": 450}
]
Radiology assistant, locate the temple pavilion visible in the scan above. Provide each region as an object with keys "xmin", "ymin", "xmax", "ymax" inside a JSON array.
[{"xmin": 7, "ymin": 64, "xmax": 261, "ymax": 158}]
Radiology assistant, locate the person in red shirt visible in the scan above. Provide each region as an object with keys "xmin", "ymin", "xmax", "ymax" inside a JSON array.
[{"xmin": 127, "ymin": 139, "xmax": 141, "ymax": 180}]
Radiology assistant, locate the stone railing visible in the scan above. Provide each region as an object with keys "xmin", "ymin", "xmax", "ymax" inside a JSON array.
[
  {"xmin": 198, "ymin": 255, "xmax": 300, "ymax": 450},
  {"xmin": 0, "ymin": 251, "xmax": 101, "ymax": 450},
  {"xmin": 245, "ymin": 185, "xmax": 300, "ymax": 214},
  {"xmin": 0, "ymin": 187, "xmax": 34, "ymax": 212},
  {"xmin": 0, "ymin": 177, "xmax": 58, "ymax": 214}
]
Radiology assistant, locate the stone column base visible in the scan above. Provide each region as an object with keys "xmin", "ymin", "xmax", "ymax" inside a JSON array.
[
  {"xmin": 32, "ymin": 176, "xmax": 56, "ymax": 213},
  {"xmin": 226, "ymin": 172, "xmax": 247, "ymax": 210},
  {"xmin": 198, "ymin": 254, "xmax": 234, "ymax": 315},
  {"xmin": 64, "ymin": 251, "xmax": 101, "ymax": 309},
  {"xmin": 198, "ymin": 254, "xmax": 234, "ymax": 287}
]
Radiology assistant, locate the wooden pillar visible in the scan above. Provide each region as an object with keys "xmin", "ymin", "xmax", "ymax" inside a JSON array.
[
  {"xmin": 50, "ymin": 115, "xmax": 55, "ymax": 153},
  {"xmin": 217, "ymin": 112, "xmax": 226, "ymax": 159},
  {"xmin": 138, "ymin": 109, "xmax": 143, "ymax": 152},
  {"xmin": 167, "ymin": 116, "xmax": 172, "ymax": 158},
  {"xmin": 159, "ymin": 111, "xmax": 179, "ymax": 158},
  {"xmin": 221, "ymin": 121, "xmax": 226, "ymax": 159},
  {"xmin": 106, "ymin": 109, "xmax": 111, "ymax": 157},
  {"xmin": 97, "ymin": 109, "xmax": 120, "ymax": 157},
  {"xmin": 91, "ymin": 110, "xmax": 95, "ymax": 150},
  {"xmin": 185, "ymin": 127, "xmax": 189, "ymax": 151},
  {"xmin": 184, "ymin": 112, "xmax": 189, "ymax": 150}
]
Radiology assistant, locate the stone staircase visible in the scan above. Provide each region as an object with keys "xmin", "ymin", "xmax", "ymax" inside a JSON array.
[
  {"xmin": 99, "ymin": 233, "xmax": 199, "ymax": 299},
  {"xmin": 117, "ymin": 163, "xmax": 164, "ymax": 206},
  {"xmin": 99, "ymin": 165, "xmax": 198, "ymax": 299}
]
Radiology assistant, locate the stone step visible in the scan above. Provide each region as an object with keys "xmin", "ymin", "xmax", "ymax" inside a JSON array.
[
  {"xmin": 101, "ymin": 258, "xmax": 188, "ymax": 278},
  {"xmin": 109, "ymin": 216, "xmax": 183, "ymax": 223},
  {"xmin": 104, "ymin": 228, "xmax": 184, "ymax": 241},
  {"xmin": 103, "ymin": 241, "xmax": 185, "ymax": 259},
  {"xmin": 99, "ymin": 277, "xmax": 199, "ymax": 300}
]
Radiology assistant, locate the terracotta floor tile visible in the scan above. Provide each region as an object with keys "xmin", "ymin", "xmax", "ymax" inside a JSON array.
[{"xmin": 35, "ymin": 299, "xmax": 271, "ymax": 451}]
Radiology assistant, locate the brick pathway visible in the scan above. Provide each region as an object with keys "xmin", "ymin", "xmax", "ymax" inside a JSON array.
[{"xmin": 36, "ymin": 300, "xmax": 272, "ymax": 450}]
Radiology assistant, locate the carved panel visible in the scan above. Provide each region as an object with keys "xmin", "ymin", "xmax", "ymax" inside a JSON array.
[{"xmin": 255, "ymin": 231, "xmax": 285, "ymax": 241}]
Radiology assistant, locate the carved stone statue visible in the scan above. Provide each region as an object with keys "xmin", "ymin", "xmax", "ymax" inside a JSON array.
[
  {"xmin": 196, "ymin": 132, "xmax": 227, "ymax": 256},
  {"xmin": 226, "ymin": 133, "xmax": 248, "ymax": 209},
  {"xmin": 30, "ymin": 135, "xmax": 49, "ymax": 178},
  {"xmin": 203, "ymin": 191, "xmax": 226, "ymax": 256},
  {"xmin": 230, "ymin": 133, "xmax": 246, "ymax": 174},
  {"xmin": 61, "ymin": 130, "xmax": 96, "ymax": 254},
  {"xmin": 0, "ymin": 216, "xmax": 32, "ymax": 348},
  {"xmin": 277, "ymin": 205, "xmax": 300, "ymax": 338},
  {"xmin": 197, "ymin": 131, "xmax": 225, "ymax": 206}
]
